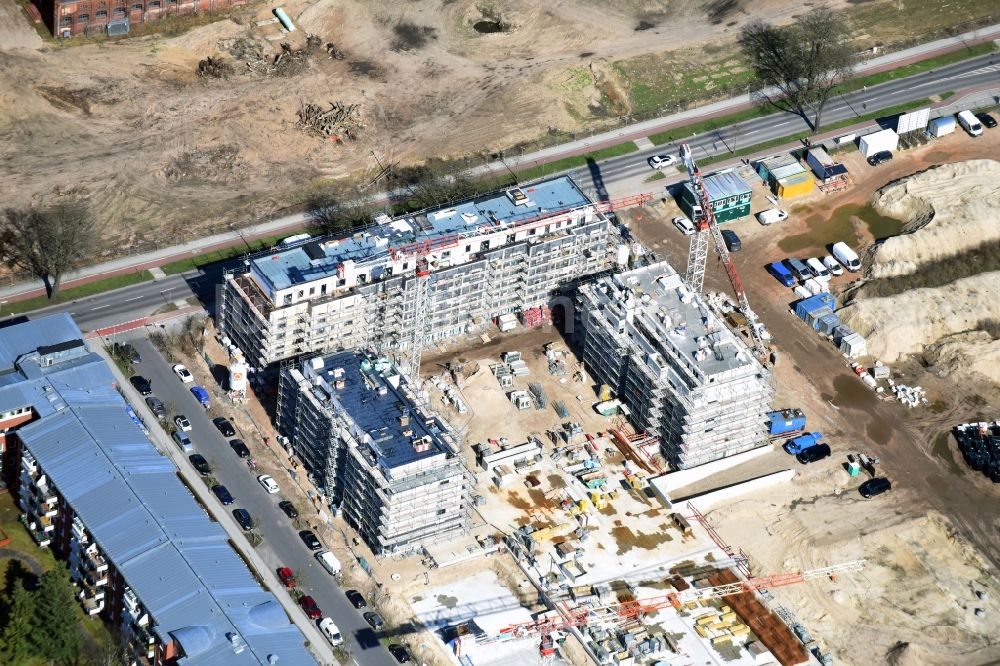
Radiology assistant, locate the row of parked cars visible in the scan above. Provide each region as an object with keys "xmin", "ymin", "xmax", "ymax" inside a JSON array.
[
  {"xmin": 783, "ymin": 432, "xmax": 892, "ymax": 497},
  {"xmin": 767, "ymin": 242, "xmax": 861, "ymax": 287}
]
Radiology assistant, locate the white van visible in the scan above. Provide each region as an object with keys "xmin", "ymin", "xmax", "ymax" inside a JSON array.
[
  {"xmin": 957, "ymin": 110, "xmax": 983, "ymax": 137},
  {"xmin": 831, "ymin": 242, "xmax": 861, "ymax": 272},
  {"xmin": 318, "ymin": 618, "xmax": 343, "ymax": 646},
  {"xmin": 806, "ymin": 257, "xmax": 831, "ymax": 281},
  {"xmin": 315, "ymin": 550, "xmax": 342, "ymax": 576},
  {"xmin": 756, "ymin": 208, "xmax": 788, "ymax": 226}
]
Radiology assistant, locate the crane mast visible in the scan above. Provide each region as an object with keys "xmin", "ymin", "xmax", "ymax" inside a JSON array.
[{"xmin": 680, "ymin": 144, "xmax": 768, "ymax": 358}]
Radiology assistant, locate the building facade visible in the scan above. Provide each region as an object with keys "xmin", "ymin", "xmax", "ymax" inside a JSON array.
[
  {"xmin": 220, "ymin": 176, "xmax": 623, "ymax": 374},
  {"xmin": 277, "ymin": 350, "xmax": 471, "ymax": 556},
  {"xmin": 5, "ymin": 315, "xmax": 314, "ymax": 666},
  {"xmin": 34, "ymin": 0, "xmax": 246, "ymax": 38},
  {"xmin": 577, "ymin": 263, "xmax": 773, "ymax": 469},
  {"xmin": 680, "ymin": 171, "xmax": 752, "ymax": 224}
]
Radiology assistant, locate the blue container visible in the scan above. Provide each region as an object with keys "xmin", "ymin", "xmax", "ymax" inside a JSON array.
[{"xmin": 768, "ymin": 408, "xmax": 807, "ymax": 436}]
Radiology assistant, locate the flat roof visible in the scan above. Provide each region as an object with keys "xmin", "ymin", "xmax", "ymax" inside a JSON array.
[
  {"xmin": 683, "ymin": 171, "xmax": 751, "ymax": 202},
  {"xmin": 581, "ymin": 262, "xmax": 760, "ymax": 381},
  {"xmin": 251, "ymin": 176, "xmax": 592, "ymax": 292},
  {"xmin": 297, "ymin": 351, "xmax": 452, "ymax": 471}
]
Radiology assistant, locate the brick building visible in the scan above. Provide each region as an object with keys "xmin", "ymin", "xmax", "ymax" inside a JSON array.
[{"xmin": 34, "ymin": 0, "xmax": 247, "ymax": 38}]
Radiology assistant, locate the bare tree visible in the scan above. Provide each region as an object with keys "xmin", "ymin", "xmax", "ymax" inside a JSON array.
[
  {"xmin": 1, "ymin": 202, "xmax": 97, "ymax": 299},
  {"xmin": 739, "ymin": 8, "xmax": 855, "ymax": 131},
  {"xmin": 305, "ymin": 193, "xmax": 382, "ymax": 236}
]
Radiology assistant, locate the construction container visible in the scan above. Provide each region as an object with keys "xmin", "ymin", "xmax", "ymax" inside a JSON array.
[
  {"xmin": 927, "ymin": 116, "xmax": 955, "ymax": 137},
  {"xmin": 817, "ymin": 313, "xmax": 841, "ymax": 336},
  {"xmin": 793, "ymin": 285, "xmax": 811, "ymax": 300},
  {"xmin": 767, "ymin": 409, "xmax": 806, "ymax": 436},
  {"xmin": 696, "ymin": 615, "xmax": 718, "ymax": 627},
  {"xmin": 806, "ymin": 147, "xmax": 849, "ymax": 182},
  {"xmin": 794, "ymin": 293, "xmax": 835, "ymax": 321},
  {"xmin": 680, "ymin": 171, "xmax": 752, "ymax": 223},
  {"xmin": 776, "ymin": 171, "xmax": 815, "ymax": 198},
  {"xmin": 859, "ymin": 128, "xmax": 898, "ymax": 157},
  {"xmin": 839, "ymin": 332, "xmax": 867, "ymax": 358},
  {"xmin": 832, "ymin": 324, "xmax": 856, "ymax": 344}
]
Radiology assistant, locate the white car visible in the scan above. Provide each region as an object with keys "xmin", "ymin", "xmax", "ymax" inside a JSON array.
[
  {"xmin": 257, "ymin": 474, "xmax": 280, "ymax": 494},
  {"xmin": 822, "ymin": 255, "xmax": 844, "ymax": 276},
  {"xmin": 648, "ymin": 154, "xmax": 678, "ymax": 169},
  {"xmin": 174, "ymin": 415, "xmax": 192, "ymax": 432},
  {"xmin": 756, "ymin": 208, "xmax": 788, "ymax": 225},
  {"xmin": 318, "ymin": 618, "xmax": 343, "ymax": 646},
  {"xmin": 672, "ymin": 216, "xmax": 696, "ymax": 235},
  {"xmin": 172, "ymin": 364, "xmax": 193, "ymax": 383}
]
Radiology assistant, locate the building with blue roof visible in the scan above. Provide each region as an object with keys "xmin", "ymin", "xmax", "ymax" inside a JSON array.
[
  {"xmin": 220, "ymin": 176, "xmax": 623, "ymax": 371},
  {"xmin": 277, "ymin": 350, "xmax": 471, "ymax": 556},
  {"xmin": 5, "ymin": 315, "xmax": 315, "ymax": 666}
]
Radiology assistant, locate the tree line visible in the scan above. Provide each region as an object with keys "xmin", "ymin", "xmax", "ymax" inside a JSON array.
[{"xmin": 0, "ymin": 563, "xmax": 82, "ymax": 665}]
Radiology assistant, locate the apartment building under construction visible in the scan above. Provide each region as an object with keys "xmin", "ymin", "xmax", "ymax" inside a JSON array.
[
  {"xmin": 277, "ymin": 350, "xmax": 471, "ymax": 556},
  {"xmin": 220, "ymin": 176, "xmax": 623, "ymax": 374},
  {"xmin": 577, "ymin": 262, "xmax": 773, "ymax": 469}
]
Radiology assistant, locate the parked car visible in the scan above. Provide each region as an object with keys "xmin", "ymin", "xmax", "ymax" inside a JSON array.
[
  {"xmin": 976, "ymin": 112, "xmax": 998, "ymax": 129},
  {"xmin": 346, "ymin": 589, "xmax": 367, "ymax": 609},
  {"xmin": 672, "ymin": 216, "xmax": 696, "ymax": 235},
  {"xmin": 867, "ymin": 150, "xmax": 893, "ymax": 166},
  {"xmin": 213, "ymin": 417, "xmax": 236, "ymax": 437},
  {"xmin": 229, "ymin": 439, "xmax": 251, "ymax": 458},
  {"xmin": 130, "ymin": 375, "xmax": 152, "ymax": 396},
  {"xmin": 145, "ymin": 397, "xmax": 167, "ymax": 419},
  {"xmin": 805, "ymin": 257, "xmax": 830, "ymax": 281},
  {"xmin": 767, "ymin": 261, "xmax": 796, "ymax": 287},
  {"xmin": 172, "ymin": 364, "xmax": 194, "ymax": 383},
  {"xmin": 172, "ymin": 431, "xmax": 194, "ymax": 454},
  {"xmin": 299, "ymin": 530, "xmax": 322, "ymax": 550},
  {"xmin": 190, "ymin": 385, "xmax": 210, "ymax": 408},
  {"xmin": 188, "ymin": 454, "xmax": 212, "ymax": 475},
  {"xmin": 859, "ymin": 477, "xmax": 892, "ymax": 498},
  {"xmin": 319, "ymin": 618, "xmax": 344, "ymax": 647},
  {"xmin": 232, "ymin": 508, "xmax": 254, "ymax": 531},
  {"xmin": 279, "ymin": 501, "xmax": 299, "ymax": 519},
  {"xmin": 756, "ymin": 208, "xmax": 788, "ymax": 225},
  {"xmin": 648, "ymin": 154, "xmax": 677, "ymax": 169},
  {"xmin": 363, "ymin": 612, "xmax": 385, "ymax": 630},
  {"xmin": 784, "ymin": 257, "xmax": 815, "ymax": 281},
  {"xmin": 796, "ymin": 443, "xmax": 831, "ymax": 465},
  {"xmin": 212, "ymin": 485, "xmax": 234, "ymax": 505},
  {"xmin": 822, "ymin": 255, "xmax": 844, "ymax": 276},
  {"xmin": 721, "ymin": 229, "xmax": 741, "ymax": 252},
  {"xmin": 299, "ymin": 595, "xmax": 322, "ymax": 620},
  {"xmin": 388, "ymin": 644, "xmax": 412, "ymax": 663},
  {"xmin": 257, "ymin": 474, "xmax": 280, "ymax": 494},
  {"xmin": 174, "ymin": 415, "xmax": 192, "ymax": 432},
  {"xmin": 277, "ymin": 566, "xmax": 296, "ymax": 588}
]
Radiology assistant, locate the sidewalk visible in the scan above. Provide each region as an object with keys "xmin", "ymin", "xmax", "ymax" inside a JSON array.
[{"xmin": 3, "ymin": 22, "xmax": 998, "ymax": 304}]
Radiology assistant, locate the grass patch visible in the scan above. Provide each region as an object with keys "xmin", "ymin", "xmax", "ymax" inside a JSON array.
[
  {"xmin": 690, "ymin": 97, "xmax": 935, "ymax": 169},
  {"xmin": 858, "ymin": 239, "xmax": 1000, "ymax": 299},
  {"xmin": 515, "ymin": 142, "xmax": 639, "ymax": 182},
  {"xmin": 645, "ymin": 171, "xmax": 667, "ymax": 182},
  {"xmin": 837, "ymin": 41, "xmax": 998, "ymax": 95},
  {"xmin": 159, "ymin": 233, "xmax": 289, "ymax": 275},
  {"xmin": 4, "ymin": 270, "xmax": 153, "ymax": 316},
  {"xmin": 846, "ymin": 0, "xmax": 1000, "ymax": 52}
]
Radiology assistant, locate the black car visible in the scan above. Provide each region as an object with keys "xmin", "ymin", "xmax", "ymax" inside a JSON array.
[
  {"xmin": 232, "ymin": 508, "xmax": 254, "ymax": 531},
  {"xmin": 278, "ymin": 501, "xmax": 299, "ymax": 519},
  {"xmin": 188, "ymin": 454, "xmax": 212, "ymax": 475},
  {"xmin": 859, "ymin": 477, "xmax": 892, "ymax": 498},
  {"xmin": 976, "ymin": 112, "xmax": 997, "ymax": 129},
  {"xmin": 113, "ymin": 342, "xmax": 141, "ymax": 364},
  {"xmin": 130, "ymin": 375, "xmax": 152, "ymax": 396},
  {"xmin": 796, "ymin": 443, "xmax": 831, "ymax": 465},
  {"xmin": 229, "ymin": 439, "xmax": 251, "ymax": 458},
  {"xmin": 388, "ymin": 644, "xmax": 411, "ymax": 663},
  {"xmin": 145, "ymin": 397, "xmax": 167, "ymax": 419},
  {"xmin": 299, "ymin": 530, "xmax": 322, "ymax": 550},
  {"xmin": 212, "ymin": 485, "xmax": 234, "ymax": 505},
  {"xmin": 346, "ymin": 589, "xmax": 367, "ymax": 609},
  {"xmin": 213, "ymin": 417, "xmax": 236, "ymax": 437},
  {"xmin": 721, "ymin": 229, "xmax": 741, "ymax": 252},
  {"xmin": 363, "ymin": 612, "xmax": 384, "ymax": 631},
  {"xmin": 867, "ymin": 150, "xmax": 893, "ymax": 166}
]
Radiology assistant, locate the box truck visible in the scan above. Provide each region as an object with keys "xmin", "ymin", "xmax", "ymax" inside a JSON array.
[
  {"xmin": 858, "ymin": 129, "xmax": 898, "ymax": 158},
  {"xmin": 957, "ymin": 110, "xmax": 983, "ymax": 137},
  {"xmin": 927, "ymin": 116, "xmax": 955, "ymax": 138},
  {"xmin": 831, "ymin": 242, "xmax": 861, "ymax": 272}
]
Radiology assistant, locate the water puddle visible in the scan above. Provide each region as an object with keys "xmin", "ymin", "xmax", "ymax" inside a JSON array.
[
  {"xmin": 473, "ymin": 20, "xmax": 504, "ymax": 33},
  {"xmin": 778, "ymin": 203, "xmax": 904, "ymax": 253}
]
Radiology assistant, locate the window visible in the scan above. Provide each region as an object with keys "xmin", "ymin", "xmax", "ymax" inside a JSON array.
[
  {"xmin": 62, "ymin": 15, "xmax": 72, "ymax": 23},
  {"xmin": 436, "ymin": 509, "xmax": 446, "ymax": 515},
  {"xmin": 96, "ymin": 9, "xmax": 107, "ymax": 16},
  {"xmin": 320, "ymin": 284, "xmax": 327, "ymax": 295},
  {"xmin": 78, "ymin": 13, "xmax": 89, "ymax": 20},
  {"xmin": 308, "ymin": 287, "xmax": 315, "ymax": 296},
  {"xmin": 149, "ymin": 0, "xmax": 159, "ymax": 5},
  {"xmin": 131, "ymin": 3, "xmax": 142, "ymax": 9},
  {"xmin": 114, "ymin": 6, "xmax": 125, "ymax": 14}
]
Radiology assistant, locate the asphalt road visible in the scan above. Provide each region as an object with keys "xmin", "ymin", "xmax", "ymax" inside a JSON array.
[
  {"xmin": 559, "ymin": 52, "xmax": 1000, "ymax": 192},
  {"xmin": 129, "ymin": 337, "xmax": 400, "ymax": 666}
]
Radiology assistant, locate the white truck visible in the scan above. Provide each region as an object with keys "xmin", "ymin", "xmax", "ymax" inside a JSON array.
[
  {"xmin": 315, "ymin": 550, "xmax": 342, "ymax": 576},
  {"xmin": 832, "ymin": 242, "xmax": 861, "ymax": 272},
  {"xmin": 956, "ymin": 110, "xmax": 983, "ymax": 137}
]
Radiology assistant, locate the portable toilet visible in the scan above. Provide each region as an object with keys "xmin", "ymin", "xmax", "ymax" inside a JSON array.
[{"xmin": 927, "ymin": 116, "xmax": 955, "ymax": 138}]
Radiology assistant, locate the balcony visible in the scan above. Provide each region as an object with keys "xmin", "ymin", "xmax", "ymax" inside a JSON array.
[
  {"xmin": 83, "ymin": 548, "xmax": 109, "ymax": 574},
  {"xmin": 72, "ymin": 516, "xmax": 90, "ymax": 544},
  {"xmin": 81, "ymin": 595, "xmax": 104, "ymax": 616},
  {"xmin": 20, "ymin": 515, "xmax": 51, "ymax": 548}
]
